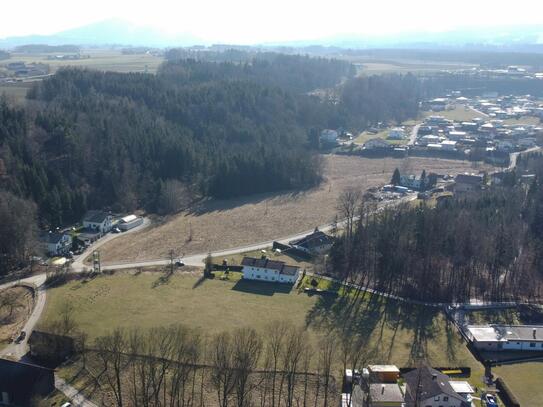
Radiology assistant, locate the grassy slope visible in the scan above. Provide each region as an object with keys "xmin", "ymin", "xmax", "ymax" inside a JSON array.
[
  {"xmin": 355, "ymin": 130, "xmax": 408, "ymax": 145},
  {"xmin": 422, "ymin": 105, "xmax": 486, "ymax": 122},
  {"xmin": 494, "ymin": 363, "xmax": 543, "ymax": 407},
  {"xmin": 40, "ymin": 272, "xmax": 483, "ymax": 383}
]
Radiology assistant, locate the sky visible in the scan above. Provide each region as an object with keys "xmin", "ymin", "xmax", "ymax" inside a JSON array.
[{"xmin": 1, "ymin": 0, "xmax": 543, "ymax": 44}]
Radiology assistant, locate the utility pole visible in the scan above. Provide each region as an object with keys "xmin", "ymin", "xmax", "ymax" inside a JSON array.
[
  {"xmin": 92, "ymin": 250, "xmax": 101, "ymax": 274},
  {"xmin": 169, "ymin": 249, "xmax": 175, "ymax": 275}
]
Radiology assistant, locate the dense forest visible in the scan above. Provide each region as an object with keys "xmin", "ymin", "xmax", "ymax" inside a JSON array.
[
  {"xmin": 163, "ymin": 50, "xmax": 356, "ymax": 93},
  {"xmin": 330, "ymin": 153, "xmax": 543, "ymax": 303},
  {"xmin": 0, "ymin": 52, "xmax": 422, "ymax": 274}
]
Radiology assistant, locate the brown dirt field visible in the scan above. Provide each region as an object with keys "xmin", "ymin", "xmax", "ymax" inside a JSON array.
[
  {"xmin": 98, "ymin": 155, "xmax": 493, "ymax": 263},
  {"xmin": 0, "ymin": 286, "xmax": 34, "ymax": 345}
]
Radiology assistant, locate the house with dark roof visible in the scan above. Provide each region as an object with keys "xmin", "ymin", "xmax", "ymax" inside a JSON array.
[
  {"xmin": 403, "ymin": 366, "xmax": 470, "ymax": 407},
  {"xmin": 40, "ymin": 231, "xmax": 72, "ymax": 256},
  {"xmin": 454, "ymin": 173, "xmax": 484, "ymax": 193},
  {"xmin": 241, "ymin": 256, "xmax": 300, "ymax": 284},
  {"xmin": 82, "ymin": 210, "xmax": 113, "ymax": 234},
  {"xmin": 289, "ymin": 228, "xmax": 334, "ymax": 255},
  {"xmin": 0, "ymin": 357, "xmax": 55, "ymax": 406}
]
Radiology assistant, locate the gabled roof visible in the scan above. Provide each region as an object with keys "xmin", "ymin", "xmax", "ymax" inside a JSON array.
[
  {"xmin": 290, "ymin": 229, "xmax": 333, "ymax": 249},
  {"xmin": 404, "ymin": 366, "xmax": 465, "ymax": 406},
  {"xmin": 455, "ymin": 174, "xmax": 483, "ymax": 185},
  {"xmin": 83, "ymin": 210, "xmax": 110, "ymax": 223},
  {"xmin": 41, "ymin": 232, "xmax": 69, "ymax": 244},
  {"xmin": 241, "ymin": 257, "xmax": 300, "ymax": 275}
]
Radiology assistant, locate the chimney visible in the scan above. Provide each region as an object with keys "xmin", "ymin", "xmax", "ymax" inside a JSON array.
[
  {"xmin": 534, "ymin": 328, "xmax": 537, "ymax": 339},
  {"xmin": 432, "ymin": 373, "xmax": 437, "ymax": 381}
]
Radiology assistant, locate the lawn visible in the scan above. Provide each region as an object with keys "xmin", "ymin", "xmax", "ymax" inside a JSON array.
[
  {"xmin": 494, "ymin": 363, "xmax": 543, "ymax": 407},
  {"xmin": 40, "ymin": 271, "xmax": 484, "ymax": 383},
  {"xmin": 503, "ymin": 116, "xmax": 541, "ymax": 126},
  {"xmin": 355, "ymin": 130, "xmax": 408, "ymax": 145},
  {"xmin": 422, "ymin": 105, "xmax": 486, "ymax": 122}
]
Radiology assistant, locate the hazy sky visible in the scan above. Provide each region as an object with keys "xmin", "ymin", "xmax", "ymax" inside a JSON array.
[{"xmin": 1, "ymin": 0, "xmax": 543, "ymax": 43}]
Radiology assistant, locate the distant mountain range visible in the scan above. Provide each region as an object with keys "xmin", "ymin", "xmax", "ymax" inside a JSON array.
[
  {"xmin": 0, "ymin": 19, "xmax": 542, "ymax": 51},
  {"xmin": 0, "ymin": 19, "xmax": 202, "ymax": 49}
]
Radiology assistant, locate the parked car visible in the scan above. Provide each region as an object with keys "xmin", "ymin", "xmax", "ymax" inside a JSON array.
[
  {"xmin": 112, "ymin": 227, "xmax": 121, "ymax": 233},
  {"xmin": 175, "ymin": 259, "xmax": 185, "ymax": 267},
  {"xmin": 483, "ymin": 393, "xmax": 498, "ymax": 407},
  {"xmin": 15, "ymin": 331, "xmax": 26, "ymax": 343}
]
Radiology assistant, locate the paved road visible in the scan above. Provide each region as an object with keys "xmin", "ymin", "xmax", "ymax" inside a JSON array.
[
  {"xmin": 94, "ymin": 195, "xmax": 418, "ymax": 271},
  {"xmin": 55, "ymin": 376, "xmax": 99, "ymax": 407},
  {"xmin": 408, "ymin": 124, "xmax": 420, "ymax": 146},
  {"xmin": 0, "ymin": 274, "xmax": 46, "ymax": 359}
]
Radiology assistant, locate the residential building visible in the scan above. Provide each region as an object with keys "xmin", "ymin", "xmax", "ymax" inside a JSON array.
[
  {"xmin": 367, "ymin": 383, "xmax": 405, "ymax": 407},
  {"xmin": 82, "ymin": 210, "xmax": 113, "ymax": 234},
  {"xmin": 289, "ymin": 227, "xmax": 334, "ymax": 255},
  {"xmin": 41, "ymin": 232, "xmax": 72, "ymax": 256},
  {"xmin": 388, "ymin": 127, "xmax": 405, "ymax": 140},
  {"xmin": 400, "ymin": 175, "xmax": 422, "ymax": 190},
  {"xmin": 466, "ymin": 325, "xmax": 543, "ymax": 351},
  {"xmin": 364, "ymin": 138, "xmax": 390, "ymax": 150},
  {"xmin": 454, "ymin": 174, "xmax": 484, "ymax": 193},
  {"xmin": 118, "ymin": 214, "xmax": 144, "ymax": 231},
  {"xmin": 403, "ymin": 366, "xmax": 470, "ymax": 407},
  {"xmin": 440, "ymin": 140, "xmax": 457, "ymax": 151},
  {"xmin": 0, "ymin": 358, "xmax": 55, "ymax": 406},
  {"xmin": 241, "ymin": 256, "xmax": 300, "ymax": 284},
  {"xmin": 368, "ymin": 365, "xmax": 400, "ymax": 383},
  {"xmin": 320, "ymin": 129, "xmax": 339, "ymax": 145}
]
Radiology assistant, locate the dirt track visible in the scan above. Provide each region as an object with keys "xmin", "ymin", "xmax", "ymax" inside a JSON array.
[{"xmin": 98, "ymin": 155, "xmax": 491, "ymax": 263}]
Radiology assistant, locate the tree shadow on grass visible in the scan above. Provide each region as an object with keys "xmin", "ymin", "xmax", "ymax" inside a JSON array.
[
  {"xmin": 305, "ymin": 290, "xmax": 442, "ymax": 365},
  {"xmin": 231, "ymin": 280, "xmax": 293, "ymax": 296}
]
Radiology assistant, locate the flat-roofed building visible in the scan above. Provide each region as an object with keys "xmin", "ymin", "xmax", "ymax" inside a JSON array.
[{"xmin": 466, "ymin": 325, "xmax": 543, "ymax": 351}]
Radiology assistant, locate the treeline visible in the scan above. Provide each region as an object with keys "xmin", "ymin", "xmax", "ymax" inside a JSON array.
[
  {"xmin": 330, "ymin": 156, "xmax": 543, "ymax": 303},
  {"xmin": 420, "ymin": 72, "xmax": 543, "ymax": 97},
  {"xmin": 13, "ymin": 44, "xmax": 80, "ymax": 53},
  {"xmin": 338, "ymin": 74, "xmax": 421, "ymax": 129},
  {"xmin": 161, "ymin": 51, "xmax": 356, "ymax": 93},
  {"xmin": 61, "ymin": 321, "xmax": 340, "ymax": 407}
]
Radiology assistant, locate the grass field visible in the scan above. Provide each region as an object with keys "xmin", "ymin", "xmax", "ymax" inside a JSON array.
[
  {"xmin": 423, "ymin": 105, "xmax": 486, "ymax": 122},
  {"xmin": 1, "ymin": 49, "xmax": 164, "ymax": 74},
  {"xmin": 503, "ymin": 116, "xmax": 541, "ymax": 126},
  {"xmin": 354, "ymin": 129, "xmax": 409, "ymax": 145},
  {"xmin": 353, "ymin": 59, "xmax": 476, "ymax": 76},
  {"xmin": 40, "ymin": 271, "xmax": 484, "ymax": 383},
  {"xmin": 494, "ymin": 363, "xmax": 543, "ymax": 407},
  {"xmin": 97, "ymin": 155, "xmax": 492, "ymax": 264}
]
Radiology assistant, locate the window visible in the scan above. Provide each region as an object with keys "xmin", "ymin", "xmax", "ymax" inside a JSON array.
[
  {"xmin": 443, "ymin": 396, "xmax": 448, "ymax": 401},
  {"xmin": 434, "ymin": 396, "xmax": 440, "ymax": 401},
  {"xmin": 530, "ymin": 342, "xmax": 536, "ymax": 348}
]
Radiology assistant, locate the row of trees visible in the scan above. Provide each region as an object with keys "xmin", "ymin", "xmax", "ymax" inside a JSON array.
[
  {"xmin": 79, "ymin": 322, "xmax": 341, "ymax": 407},
  {"xmin": 330, "ymin": 155, "xmax": 543, "ymax": 303}
]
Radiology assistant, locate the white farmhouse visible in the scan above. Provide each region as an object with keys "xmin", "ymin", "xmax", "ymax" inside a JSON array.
[
  {"xmin": 387, "ymin": 127, "xmax": 405, "ymax": 140},
  {"xmin": 241, "ymin": 256, "xmax": 300, "ymax": 284},
  {"xmin": 82, "ymin": 210, "xmax": 113, "ymax": 234},
  {"xmin": 41, "ymin": 232, "xmax": 72, "ymax": 256}
]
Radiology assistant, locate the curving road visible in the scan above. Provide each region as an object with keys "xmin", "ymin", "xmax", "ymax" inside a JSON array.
[{"xmin": 0, "ymin": 273, "xmax": 46, "ymax": 359}]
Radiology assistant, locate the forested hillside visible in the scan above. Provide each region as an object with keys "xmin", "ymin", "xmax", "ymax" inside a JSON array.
[
  {"xmin": 0, "ymin": 52, "xmax": 422, "ymax": 275},
  {"xmin": 163, "ymin": 50, "xmax": 356, "ymax": 93},
  {"xmin": 330, "ymin": 153, "xmax": 543, "ymax": 303}
]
